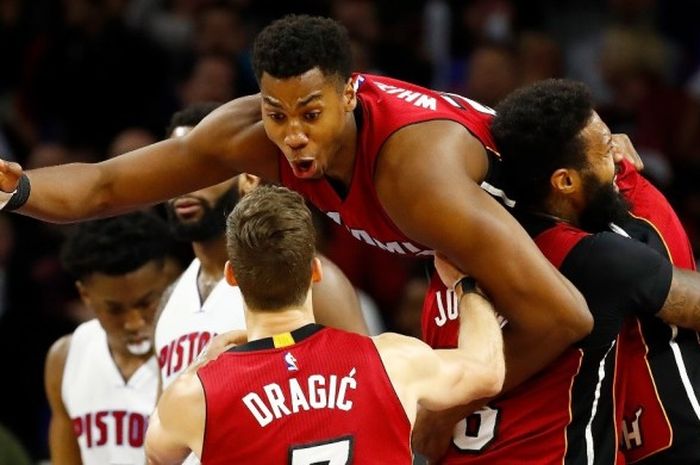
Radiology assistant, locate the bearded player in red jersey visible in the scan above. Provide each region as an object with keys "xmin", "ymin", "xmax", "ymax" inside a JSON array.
[
  {"xmin": 144, "ymin": 185, "xmax": 505, "ymax": 464},
  {"xmin": 417, "ymin": 80, "xmax": 700, "ymax": 465},
  {"xmin": 0, "ymin": 15, "xmax": 590, "ymax": 396}
]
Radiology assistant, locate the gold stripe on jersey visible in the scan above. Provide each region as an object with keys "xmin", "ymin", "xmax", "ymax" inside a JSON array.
[{"xmin": 273, "ymin": 332, "xmax": 295, "ymax": 348}]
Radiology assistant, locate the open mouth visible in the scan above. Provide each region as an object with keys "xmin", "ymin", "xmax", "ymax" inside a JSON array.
[{"xmin": 291, "ymin": 159, "xmax": 317, "ymax": 178}]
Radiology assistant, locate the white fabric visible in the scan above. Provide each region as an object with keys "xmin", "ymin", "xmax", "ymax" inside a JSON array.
[{"xmin": 62, "ymin": 319, "xmax": 158, "ymax": 465}]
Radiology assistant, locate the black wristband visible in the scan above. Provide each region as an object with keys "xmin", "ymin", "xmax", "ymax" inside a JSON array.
[
  {"xmin": 4, "ymin": 174, "xmax": 31, "ymax": 211},
  {"xmin": 458, "ymin": 276, "xmax": 478, "ymax": 295}
]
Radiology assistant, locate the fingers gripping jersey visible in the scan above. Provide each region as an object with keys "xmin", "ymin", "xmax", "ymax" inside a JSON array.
[
  {"xmin": 197, "ymin": 325, "xmax": 412, "ymax": 464},
  {"xmin": 279, "ymin": 73, "xmax": 497, "ymax": 258}
]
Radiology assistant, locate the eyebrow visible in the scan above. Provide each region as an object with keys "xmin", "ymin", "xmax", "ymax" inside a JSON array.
[{"xmin": 262, "ymin": 92, "xmax": 323, "ymax": 109}]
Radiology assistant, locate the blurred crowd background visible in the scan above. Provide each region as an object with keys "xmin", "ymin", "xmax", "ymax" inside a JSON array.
[{"xmin": 2, "ymin": 0, "xmax": 700, "ymax": 460}]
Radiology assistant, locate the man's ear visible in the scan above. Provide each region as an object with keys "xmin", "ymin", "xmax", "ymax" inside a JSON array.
[
  {"xmin": 238, "ymin": 174, "xmax": 261, "ymax": 197},
  {"xmin": 311, "ymin": 257, "xmax": 323, "ymax": 284},
  {"xmin": 550, "ymin": 168, "xmax": 581, "ymax": 195},
  {"xmin": 224, "ymin": 261, "xmax": 238, "ymax": 287},
  {"xmin": 76, "ymin": 281, "xmax": 91, "ymax": 306},
  {"xmin": 342, "ymin": 77, "xmax": 357, "ymax": 111}
]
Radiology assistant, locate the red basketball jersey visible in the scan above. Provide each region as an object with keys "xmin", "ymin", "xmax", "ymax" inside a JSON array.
[
  {"xmin": 615, "ymin": 159, "xmax": 700, "ymax": 465},
  {"xmin": 197, "ymin": 324, "xmax": 412, "ymax": 464},
  {"xmin": 421, "ymin": 223, "xmax": 627, "ymax": 465},
  {"xmin": 280, "ymin": 73, "xmax": 496, "ymax": 258}
]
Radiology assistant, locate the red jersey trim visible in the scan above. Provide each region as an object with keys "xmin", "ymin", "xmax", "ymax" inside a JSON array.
[{"xmin": 533, "ymin": 223, "xmax": 589, "ymax": 268}]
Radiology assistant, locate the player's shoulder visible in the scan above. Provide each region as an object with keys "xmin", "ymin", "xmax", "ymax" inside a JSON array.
[
  {"xmin": 46, "ymin": 334, "xmax": 73, "ymax": 365},
  {"xmin": 372, "ymin": 332, "xmax": 430, "ymax": 358}
]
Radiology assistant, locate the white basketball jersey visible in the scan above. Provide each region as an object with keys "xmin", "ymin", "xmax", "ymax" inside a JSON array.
[
  {"xmin": 62, "ymin": 319, "xmax": 158, "ymax": 465},
  {"xmin": 155, "ymin": 258, "xmax": 246, "ymax": 389}
]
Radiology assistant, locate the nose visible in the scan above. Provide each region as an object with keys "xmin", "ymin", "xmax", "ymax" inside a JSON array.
[
  {"xmin": 124, "ymin": 308, "xmax": 146, "ymax": 332},
  {"xmin": 284, "ymin": 122, "xmax": 308, "ymax": 150}
]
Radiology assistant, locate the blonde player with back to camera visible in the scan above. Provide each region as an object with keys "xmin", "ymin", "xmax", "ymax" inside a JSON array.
[{"xmin": 145, "ymin": 185, "xmax": 505, "ymax": 464}]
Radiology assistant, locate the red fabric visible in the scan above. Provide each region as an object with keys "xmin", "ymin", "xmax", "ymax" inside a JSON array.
[
  {"xmin": 421, "ymin": 224, "xmax": 618, "ymax": 465},
  {"xmin": 615, "ymin": 159, "xmax": 695, "ymax": 462},
  {"xmin": 280, "ymin": 73, "xmax": 496, "ymax": 258},
  {"xmin": 198, "ymin": 327, "xmax": 412, "ymax": 464}
]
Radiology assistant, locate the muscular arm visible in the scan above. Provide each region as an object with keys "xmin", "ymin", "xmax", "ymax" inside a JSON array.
[
  {"xmin": 312, "ymin": 255, "xmax": 369, "ymax": 335},
  {"xmin": 376, "ymin": 289, "xmax": 504, "ymax": 425},
  {"xmin": 45, "ymin": 336, "xmax": 82, "ymax": 465},
  {"xmin": 4, "ymin": 95, "xmax": 280, "ymax": 222},
  {"xmin": 145, "ymin": 371, "xmax": 205, "ymax": 465},
  {"xmin": 376, "ymin": 120, "xmax": 591, "ymax": 392}
]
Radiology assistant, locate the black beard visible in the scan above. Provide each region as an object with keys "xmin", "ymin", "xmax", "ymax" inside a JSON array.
[
  {"xmin": 578, "ymin": 174, "xmax": 631, "ymax": 233},
  {"xmin": 166, "ymin": 188, "xmax": 239, "ymax": 242}
]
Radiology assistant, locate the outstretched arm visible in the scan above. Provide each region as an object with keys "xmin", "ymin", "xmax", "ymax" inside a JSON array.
[
  {"xmin": 45, "ymin": 336, "xmax": 82, "ymax": 465},
  {"xmin": 0, "ymin": 95, "xmax": 280, "ymax": 222},
  {"xmin": 376, "ymin": 120, "xmax": 591, "ymax": 393}
]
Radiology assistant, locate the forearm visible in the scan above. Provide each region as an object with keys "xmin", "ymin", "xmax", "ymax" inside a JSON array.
[
  {"xmin": 457, "ymin": 292, "xmax": 504, "ymax": 382},
  {"xmin": 659, "ymin": 269, "xmax": 700, "ymax": 331},
  {"xmin": 21, "ymin": 162, "xmax": 117, "ymax": 222}
]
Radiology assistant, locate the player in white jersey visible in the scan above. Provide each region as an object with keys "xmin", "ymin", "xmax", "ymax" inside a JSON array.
[
  {"xmin": 156, "ymin": 103, "xmax": 368, "ymax": 385},
  {"xmin": 44, "ymin": 212, "xmax": 178, "ymax": 465}
]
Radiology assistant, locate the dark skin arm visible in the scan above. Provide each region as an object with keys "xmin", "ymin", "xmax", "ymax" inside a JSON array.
[
  {"xmin": 312, "ymin": 255, "xmax": 369, "ymax": 335},
  {"xmin": 45, "ymin": 335, "xmax": 83, "ymax": 465},
  {"xmin": 658, "ymin": 268, "xmax": 700, "ymax": 331},
  {"xmin": 377, "ymin": 120, "xmax": 591, "ymax": 393},
  {"xmin": 0, "ymin": 95, "xmax": 280, "ymax": 222}
]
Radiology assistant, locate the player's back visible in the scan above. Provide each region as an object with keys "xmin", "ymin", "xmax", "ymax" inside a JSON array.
[{"xmin": 197, "ymin": 324, "xmax": 412, "ymax": 464}]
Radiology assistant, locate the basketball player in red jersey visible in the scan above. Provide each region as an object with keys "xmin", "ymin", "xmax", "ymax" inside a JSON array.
[
  {"xmin": 417, "ymin": 80, "xmax": 700, "ymax": 465},
  {"xmin": 0, "ymin": 15, "xmax": 590, "ymax": 394},
  {"xmin": 144, "ymin": 185, "xmax": 505, "ymax": 464}
]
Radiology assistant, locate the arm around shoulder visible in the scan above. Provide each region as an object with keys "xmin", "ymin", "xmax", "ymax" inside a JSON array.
[{"xmin": 375, "ymin": 121, "xmax": 590, "ymax": 392}]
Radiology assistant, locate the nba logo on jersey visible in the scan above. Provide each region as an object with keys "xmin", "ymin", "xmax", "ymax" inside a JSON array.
[{"xmin": 284, "ymin": 352, "xmax": 298, "ymax": 371}]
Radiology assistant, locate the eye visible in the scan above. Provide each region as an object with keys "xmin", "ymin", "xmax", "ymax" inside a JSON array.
[
  {"xmin": 267, "ymin": 112, "xmax": 286, "ymax": 122},
  {"xmin": 304, "ymin": 111, "xmax": 321, "ymax": 121}
]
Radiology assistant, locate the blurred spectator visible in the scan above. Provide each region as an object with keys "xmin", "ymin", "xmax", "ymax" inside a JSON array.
[
  {"xmin": 462, "ymin": 42, "xmax": 520, "ymax": 107},
  {"xmin": 108, "ymin": 127, "xmax": 157, "ymax": 158},
  {"xmin": 179, "ymin": 53, "xmax": 237, "ymax": 106},
  {"xmin": 518, "ymin": 31, "xmax": 563, "ymax": 85}
]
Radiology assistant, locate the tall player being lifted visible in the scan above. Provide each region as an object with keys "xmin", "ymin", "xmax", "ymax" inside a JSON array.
[{"xmin": 0, "ymin": 15, "xmax": 590, "ymax": 393}]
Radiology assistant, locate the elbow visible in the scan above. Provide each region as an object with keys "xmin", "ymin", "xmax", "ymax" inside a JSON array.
[{"xmin": 560, "ymin": 289, "xmax": 593, "ymax": 342}]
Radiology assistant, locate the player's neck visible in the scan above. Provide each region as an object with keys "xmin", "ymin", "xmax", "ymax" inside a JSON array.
[
  {"xmin": 539, "ymin": 198, "xmax": 581, "ymax": 227},
  {"xmin": 192, "ymin": 235, "xmax": 227, "ymax": 281},
  {"xmin": 244, "ymin": 297, "xmax": 316, "ymax": 342},
  {"xmin": 324, "ymin": 111, "xmax": 358, "ymax": 188}
]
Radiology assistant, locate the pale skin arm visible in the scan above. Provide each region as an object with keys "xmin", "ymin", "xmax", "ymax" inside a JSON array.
[
  {"xmin": 145, "ymin": 371, "xmax": 205, "ymax": 465},
  {"xmin": 45, "ymin": 335, "xmax": 83, "ymax": 465},
  {"xmin": 312, "ymin": 255, "xmax": 369, "ymax": 335},
  {"xmin": 374, "ymin": 283, "xmax": 505, "ymax": 425},
  {"xmin": 376, "ymin": 120, "xmax": 592, "ymax": 393},
  {"xmin": 0, "ymin": 95, "xmax": 280, "ymax": 222}
]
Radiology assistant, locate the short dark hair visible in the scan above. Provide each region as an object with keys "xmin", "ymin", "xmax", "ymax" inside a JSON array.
[
  {"xmin": 166, "ymin": 102, "xmax": 221, "ymax": 136},
  {"xmin": 61, "ymin": 212, "xmax": 173, "ymax": 280},
  {"xmin": 252, "ymin": 15, "xmax": 352, "ymax": 84},
  {"xmin": 226, "ymin": 185, "xmax": 315, "ymax": 311},
  {"xmin": 492, "ymin": 79, "xmax": 594, "ymax": 207}
]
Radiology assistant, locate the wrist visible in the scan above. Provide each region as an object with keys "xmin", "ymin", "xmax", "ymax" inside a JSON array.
[{"xmin": 0, "ymin": 174, "xmax": 30, "ymax": 211}]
